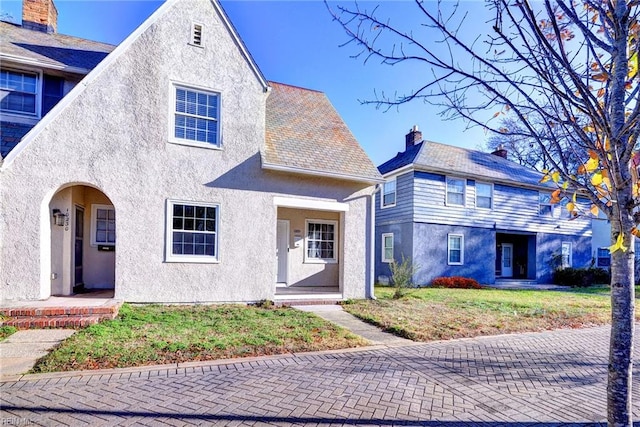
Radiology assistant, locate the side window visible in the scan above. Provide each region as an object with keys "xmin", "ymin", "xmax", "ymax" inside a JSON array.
[
  {"xmin": 476, "ymin": 182, "xmax": 493, "ymax": 209},
  {"xmin": 171, "ymin": 84, "xmax": 220, "ymax": 148},
  {"xmin": 0, "ymin": 68, "xmax": 39, "ymax": 117},
  {"xmin": 596, "ymin": 247, "xmax": 610, "ymax": 268},
  {"xmin": 382, "ymin": 179, "xmax": 396, "ymax": 208},
  {"xmin": 91, "ymin": 205, "xmax": 115, "ymax": 246},
  {"xmin": 539, "ymin": 193, "xmax": 552, "ymax": 216},
  {"xmin": 382, "ymin": 233, "xmax": 394, "ymax": 263},
  {"xmin": 561, "ymin": 241, "xmax": 572, "ymax": 269},
  {"xmin": 448, "ymin": 234, "xmax": 464, "ymax": 265}
]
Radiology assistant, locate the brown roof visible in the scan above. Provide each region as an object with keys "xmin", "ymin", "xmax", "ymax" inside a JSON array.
[
  {"xmin": 0, "ymin": 20, "xmax": 114, "ymax": 73},
  {"xmin": 263, "ymin": 82, "xmax": 381, "ymax": 183}
]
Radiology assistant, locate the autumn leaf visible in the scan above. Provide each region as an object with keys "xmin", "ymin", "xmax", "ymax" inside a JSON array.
[
  {"xmin": 591, "ymin": 171, "xmax": 603, "ymax": 186},
  {"xmin": 566, "ymin": 202, "xmax": 575, "ymax": 212},
  {"xmin": 609, "ymin": 233, "xmax": 627, "ymax": 254},
  {"xmin": 592, "ymin": 72, "xmax": 609, "ymax": 82},
  {"xmin": 551, "ymin": 171, "xmax": 561, "ymax": 183},
  {"xmin": 540, "ymin": 174, "xmax": 551, "ymax": 183},
  {"xmin": 590, "ymin": 204, "xmax": 599, "ymax": 216}
]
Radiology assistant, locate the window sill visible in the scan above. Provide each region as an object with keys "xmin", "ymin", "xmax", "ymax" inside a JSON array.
[
  {"xmin": 380, "ymin": 203, "xmax": 396, "ymax": 209},
  {"xmin": 304, "ymin": 259, "xmax": 338, "ymax": 265},
  {"xmin": 168, "ymin": 139, "xmax": 222, "ymax": 150},
  {"xmin": 165, "ymin": 256, "xmax": 219, "ymax": 264}
]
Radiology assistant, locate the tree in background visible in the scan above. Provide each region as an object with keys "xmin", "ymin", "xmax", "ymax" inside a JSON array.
[{"xmin": 328, "ymin": 0, "xmax": 637, "ymax": 425}]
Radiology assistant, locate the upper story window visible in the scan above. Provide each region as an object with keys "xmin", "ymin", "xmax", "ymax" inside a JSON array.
[
  {"xmin": 306, "ymin": 220, "xmax": 337, "ymax": 263},
  {"xmin": 166, "ymin": 200, "xmax": 219, "ymax": 263},
  {"xmin": 476, "ymin": 182, "xmax": 493, "ymax": 209},
  {"xmin": 0, "ymin": 69, "xmax": 38, "ymax": 116},
  {"xmin": 446, "ymin": 177, "xmax": 465, "ymax": 206},
  {"xmin": 171, "ymin": 84, "xmax": 220, "ymax": 148},
  {"xmin": 382, "ymin": 179, "xmax": 396, "ymax": 208},
  {"xmin": 539, "ymin": 192, "xmax": 553, "ymax": 216}
]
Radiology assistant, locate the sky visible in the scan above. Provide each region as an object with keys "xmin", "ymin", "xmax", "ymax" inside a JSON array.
[{"xmin": 0, "ymin": 0, "xmax": 494, "ymax": 166}]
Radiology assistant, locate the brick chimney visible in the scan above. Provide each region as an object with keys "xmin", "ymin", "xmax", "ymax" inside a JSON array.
[
  {"xmin": 491, "ymin": 144, "xmax": 508, "ymax": 159},
  {"xmin": 405, "ymin": 125, "xmax": 422, "ymax": 149},
  {"xmin": 22, "ymin": 0, "xmax": 58, "ymax": 33}
]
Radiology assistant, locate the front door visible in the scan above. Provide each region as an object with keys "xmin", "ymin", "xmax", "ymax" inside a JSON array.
[
  {"xmin": 501, "ymin": 243, "xmax": 513, "ymax": 277},
  {"xmin": 276, "ymin": 220, "xmax": 289, "ymax": 284},
  {"xmin": 74, "ymin": 206, "xmax": 84, "ymax": 291}
]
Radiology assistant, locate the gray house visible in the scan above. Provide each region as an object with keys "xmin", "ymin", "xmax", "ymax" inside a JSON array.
[
  {"xmin": 0, "ymin": 0, "xmax": 382, "ymax": 303},
  {"xmin": 376, "ymin": 126, "xmax": 592, "ymax": 285}
]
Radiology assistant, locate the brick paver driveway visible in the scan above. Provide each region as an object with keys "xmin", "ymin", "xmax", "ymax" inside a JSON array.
[{"xmin": 1, "ymin": 325, "xmax": 639, "ymax": 426}]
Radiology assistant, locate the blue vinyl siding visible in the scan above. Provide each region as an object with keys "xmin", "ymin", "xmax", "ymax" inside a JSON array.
[{"xmin": 376, "ymin": 172, "xmax": 413, "ymax": 224}]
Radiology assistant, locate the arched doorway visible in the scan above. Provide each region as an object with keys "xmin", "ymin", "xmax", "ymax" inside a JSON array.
[{"xmin": 48, "ymin": 184, "xmax": 115, "ymax": 296}]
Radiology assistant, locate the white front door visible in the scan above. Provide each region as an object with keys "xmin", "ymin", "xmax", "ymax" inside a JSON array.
[
  {"xmin": 276, "ymin": 220, "xmax": 289, "ymax": 284},
  {"xmin": 502, "ymin": 243, "xmax": 513, "ymax": 277}
]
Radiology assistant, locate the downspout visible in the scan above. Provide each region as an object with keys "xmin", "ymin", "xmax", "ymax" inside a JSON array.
[{"xmin": 369, "ymin": 184, "xmax": 380, "ymax": 300}]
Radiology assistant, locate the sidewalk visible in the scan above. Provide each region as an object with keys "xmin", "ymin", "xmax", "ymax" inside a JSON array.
[{"xmin": 0, "ymin": 329, "xmax": 75, "ymax": 377}]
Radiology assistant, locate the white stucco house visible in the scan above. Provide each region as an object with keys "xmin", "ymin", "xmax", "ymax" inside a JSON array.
[{"xmin": 0, "ymin": 0, "xmax": 382, "ymax": 303}]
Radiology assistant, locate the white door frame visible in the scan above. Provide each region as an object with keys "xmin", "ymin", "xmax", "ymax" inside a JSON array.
[
  {"xmin": 501, "ymin": 243, "xmax": 514, "ymax": 277},
  {"xmin": 276, "ymin": 220, "xmax": 289, "ymax": 285}
]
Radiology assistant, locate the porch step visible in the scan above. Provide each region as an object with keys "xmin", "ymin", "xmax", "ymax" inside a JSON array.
[
  {"xmin": 0, "ymin": 303, "xmax": 121, "ymax": 330},
  {"xmin": 276, "ymin": 299, "xmax": 342, "ymax": 307}
]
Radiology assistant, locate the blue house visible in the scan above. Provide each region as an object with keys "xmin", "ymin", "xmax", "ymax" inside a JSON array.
[{"xmin": 376, "ymin": 126, "xmax": 592, "ymax": 285}]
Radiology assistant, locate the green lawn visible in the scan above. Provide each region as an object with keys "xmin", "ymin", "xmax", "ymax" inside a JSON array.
[
  {"xmin": 32, "ymin": 303, "xmax": 367, "ymax": 373},
  {"xmin": 341, "ymin": 286, "xmax": 639, "ymax": 342},
  {"xmin": 0, "ymin": 325, "xmax": 17, "ymax": 341}
]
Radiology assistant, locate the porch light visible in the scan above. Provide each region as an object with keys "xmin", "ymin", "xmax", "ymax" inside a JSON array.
[{"xmin": 52, "ymin": 209, "xmax": 66, "ymax": 227}]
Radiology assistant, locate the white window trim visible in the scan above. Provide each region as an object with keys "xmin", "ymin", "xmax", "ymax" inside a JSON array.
[
  {"xmin": 90, "ymin": 204, "xmax": 115, "ymax": 247},
  {"xmin": 165, "ymin": 199, "xmax": 220, "ymax": 264},
  {"xmin": 475, "ymin": 182, "xmax": 493, "ymax": 210},
  {"xmin": 382, "ymin": 233, "xmax": 394, "ymax": 263},
  {"xmin": 446, "ymin": 176, "xmax": 466, "ymax": 207},
  {"xmin": 168, "ymin": 81, "xmax": 222, "ymax": 150},
  {"xmin": 561, "ymin": 241, "xmax": 573, "ymax": 269},
  {"xmin": 596, "ymin": 247, "xmax": 611, "ymax": 268},
  {"xmin": 0, "ymin": 66, "xmax": 43, "ymax": 120},
  {"xmin": 189, "ymin": 22, "xmax": 204, "ymax": 47},
  {"xmin": 447, "ymin": 233, "xmax": 464, "ymax": 265},
  {"xmin": 304, "ymin": 219, "xmax": 338, "ymax": 264},
  {"xmin": 381, "ymin": 178, "xmax": 397, "ymax": 209}
]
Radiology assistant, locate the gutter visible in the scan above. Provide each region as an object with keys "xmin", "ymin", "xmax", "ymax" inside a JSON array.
[{"xmin": 368, "ymin": 184, "xmax": 380, "ymax": 300}]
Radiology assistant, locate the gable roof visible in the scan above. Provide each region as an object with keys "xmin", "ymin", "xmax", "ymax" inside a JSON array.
[
  {"xmin": 0, "ymin": 20, "xmax": 114, "ymax": 73},
  {"xmin": 381, "ymin": 140, "xmax": 547, "ymax": 189},
  {"xmin": 262, "ymin": 82, "xmax": 382, "ymax": 184}
]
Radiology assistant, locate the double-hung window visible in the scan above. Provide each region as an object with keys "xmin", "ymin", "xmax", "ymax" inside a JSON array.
[
  {"xmin": 172, "ymin": 84, "xmax": 220, "ymax": 147},
  {"xmin": 306, "ymin": 220, "xmax": 337, "ymax": 263},
  {"xmin": 382, "ymin": 233, "xmax": 394, "ymax": 263},
  {"xmin": 91, "ymin": 205, "xmax": 116, "ymax": 246},
  {"xmin": 446, "ymin": 177, "xmax": 465, "ymax": 206},
  {"xmin": 166, "ymin": 200, "xmax": 218, "ymax": 262},
  {"xmin": 476, "ymin": 182, "xmax": 493, "ymax": 209},
  {"xmin": 596, "ymin": 247, "xmax": 610, "ymax": 268},
  {"xmin": 539, "ymin": 193, "xmax": 553, "ymax": 216},
  {"xmin": 382, "ymin": 179, "xmax": 396, "ymax": 208},
  {"xmin": 561, "ymin": 241, "xmax": 572, "ymax": 269},
  {"xmin": 0, "ymin": 69, "xmax": 38, "ymax": 116},
  {"xmin": 448, "ymin": 234, "xmax": 464, "ymax": 265}
]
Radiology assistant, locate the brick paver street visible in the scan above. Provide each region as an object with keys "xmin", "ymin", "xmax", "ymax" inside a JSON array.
[{"xmin": 1, "ymin": 325, "xmax": 639, "ymax": 426}]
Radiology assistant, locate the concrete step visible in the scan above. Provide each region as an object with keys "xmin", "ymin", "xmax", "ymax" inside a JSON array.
[{"xmin": 276, "ymin": 299, "xmax": 341, "ymax": 307}]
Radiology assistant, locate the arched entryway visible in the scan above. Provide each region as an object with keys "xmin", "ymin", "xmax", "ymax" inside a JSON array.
[{"xmin": 47, "ymin": 184, "xmax": 115, "ymax": 296}]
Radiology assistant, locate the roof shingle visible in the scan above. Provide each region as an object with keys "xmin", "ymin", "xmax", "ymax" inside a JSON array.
[{"xmin": 263, "ymin": 82, "xmax": 382, "ymax": 183}]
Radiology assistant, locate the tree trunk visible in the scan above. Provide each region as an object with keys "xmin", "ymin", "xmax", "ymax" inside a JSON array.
[{"xmin": 608, "ymin": 215, "xmax": 636, "ymax": 427}]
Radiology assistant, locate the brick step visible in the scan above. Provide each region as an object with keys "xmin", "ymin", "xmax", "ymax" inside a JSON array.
[
  {"xmin": 1, "ymin": 314, "xmax": 115, "ymax": 329},
  {"xmin": 0, "ymin": 305, "xmax": 119, "ymax": 318}
]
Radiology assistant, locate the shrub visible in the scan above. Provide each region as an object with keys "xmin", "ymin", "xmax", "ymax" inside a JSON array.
[
  {"xmin": 429, "ymin": 276, "xmax": 482, "ymax": 289},
  {"xmin": 553, "ymin": 267, "xmax": 611, "ymax": 287},
  {"xmin": 389, "ymin": 255, "xmax": 418, "ymax": 299}
]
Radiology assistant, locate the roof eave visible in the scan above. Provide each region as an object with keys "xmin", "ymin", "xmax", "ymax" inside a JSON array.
[
  {"xmin": 413, "ymin": 164, "xmax": 550, "ymax": 191},
  {"xmin": 0, "ymin": 53, "xmax": 95, "ymax": 75},
  {"xmin": 262, "ymin": 161, "xmax": 384, "ymax": 185}
]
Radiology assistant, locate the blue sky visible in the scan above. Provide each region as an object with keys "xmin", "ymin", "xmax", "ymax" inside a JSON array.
[{"xmin": 0, "ymin": 0, "xmax": 492, "ymax": 165}]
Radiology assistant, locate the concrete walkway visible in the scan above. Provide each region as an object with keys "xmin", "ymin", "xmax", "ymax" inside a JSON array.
[
  {"xmin": 0, "ymin": 330, "xmax": 75, "ymax": 377},
  {"xmin": 295, "ymin": 304, "xmax": 415, "ymax": 346}
]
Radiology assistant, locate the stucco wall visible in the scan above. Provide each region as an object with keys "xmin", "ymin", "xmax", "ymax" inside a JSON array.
[
  {"xmin": 412, "ymin": 223, "xmax": 496, "ymax": 285},
  {"xmin": 536, "ymin": 232, "xmax": 592, "ymax": 283},
  {"xmin": 0, "ymin": 0, "xmax": 373, "ymax": 302}
]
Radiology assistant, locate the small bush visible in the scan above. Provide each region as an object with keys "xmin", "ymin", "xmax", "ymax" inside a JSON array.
[
  {"xmin": 553, "ymin": 267, "xmax": 611, "ymax": 287},
  {"xmin": 389, "ymin": 255, "xmax": 418, "ymax": 299},
  {"xmin": 429, "ymin": 276, "xmax": 482, "ymax": 289}
]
